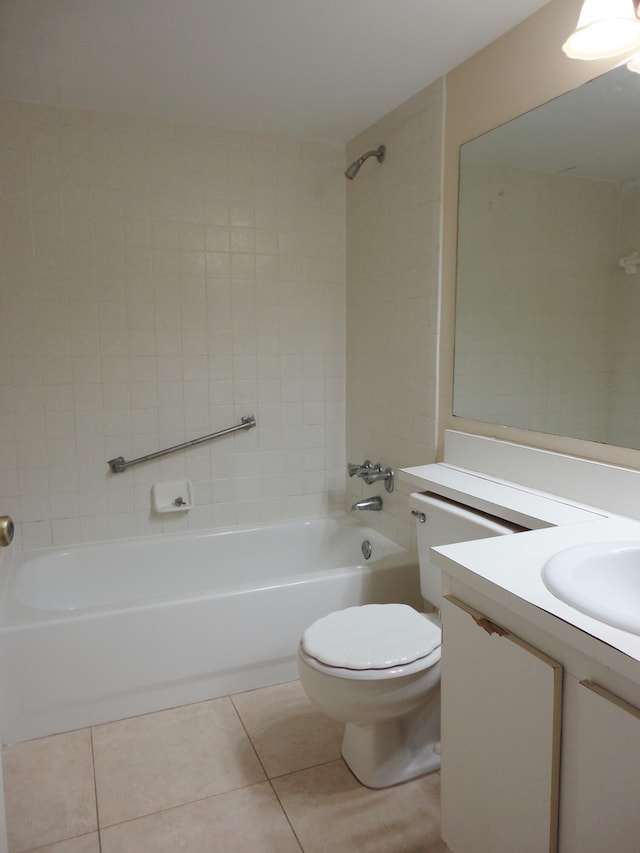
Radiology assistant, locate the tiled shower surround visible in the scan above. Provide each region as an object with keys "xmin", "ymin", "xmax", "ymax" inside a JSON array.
[
  {"xmin": 346, "ymin": 81, "xmax": 444, "ymax": 547},
  {"xmin": 0, "ymin": 77, "xmax": 444, "ymax": 551},
  {"xmin": 0, "ymin": 100, "xmax": 347, "ymax": 548}
]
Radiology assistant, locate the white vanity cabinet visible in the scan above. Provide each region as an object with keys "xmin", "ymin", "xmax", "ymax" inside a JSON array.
[
  {"xmin": 440, "ymin": 593, "xmax": 640, "ymax": 853},
  {"xmin": 400, "ymin": 455, "xmax": 640, "ymax": 852},
  {"xmin": 560, "ymin": 677, "xmax": 640, "ymax": 853},
  {"xmin": 440, "ymin": 596, "xmax": 562, "ymax": 853}
]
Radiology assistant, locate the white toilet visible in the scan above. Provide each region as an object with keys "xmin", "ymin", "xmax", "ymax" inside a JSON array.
[{"xmin": 297, "ymin": 490, "xmax": 520, "ymax": 788}]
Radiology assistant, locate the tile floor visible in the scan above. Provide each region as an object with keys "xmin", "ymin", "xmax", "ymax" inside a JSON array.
[{"xmin": 2, "ymin": 680, "xmax": 450, "ymax": 853}]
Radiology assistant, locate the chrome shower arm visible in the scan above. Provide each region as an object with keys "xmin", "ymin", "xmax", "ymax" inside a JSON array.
[{"xmin": 344, "ymin": 145, "xmax": 385, "ymax": 180}]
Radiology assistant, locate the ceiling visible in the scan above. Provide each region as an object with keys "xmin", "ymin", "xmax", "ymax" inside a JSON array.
[{"xmin": 0, "ymin": 0, "xmax": 553, "ymax": 144}]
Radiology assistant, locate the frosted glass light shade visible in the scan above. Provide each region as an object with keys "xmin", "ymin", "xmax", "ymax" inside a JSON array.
[{"xmin": 562, "ymin": 0, "xmax": 640, "ymax": 59}]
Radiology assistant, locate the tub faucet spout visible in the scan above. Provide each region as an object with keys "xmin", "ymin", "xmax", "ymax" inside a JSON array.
[{"xmin": 351, "ymin": 496, "xmax": 383, "ymax": 512}]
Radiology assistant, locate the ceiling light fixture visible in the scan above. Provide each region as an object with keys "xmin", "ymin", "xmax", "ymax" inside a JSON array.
[{"xmin": 562, "ymin": 0, "xmax": 640, "ymax": 60}]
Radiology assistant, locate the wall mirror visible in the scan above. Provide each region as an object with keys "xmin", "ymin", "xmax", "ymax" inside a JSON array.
[{"xmin": 453, "ymin": 64, "xmax": 640, "ymax": 451}]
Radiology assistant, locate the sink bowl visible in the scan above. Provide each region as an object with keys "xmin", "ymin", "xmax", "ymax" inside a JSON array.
[{"xmin": 542, "ymin": 541, "xmax": 640, "ymax": 635}]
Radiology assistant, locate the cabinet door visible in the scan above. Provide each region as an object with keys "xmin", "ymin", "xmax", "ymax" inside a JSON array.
[
  {"xmin": 441, "ymin": 596, "xmax": 562, "ymax": 853},
  {"xmin": 571, "ymin": 680, "xmax": 640, "ymax": 852}
]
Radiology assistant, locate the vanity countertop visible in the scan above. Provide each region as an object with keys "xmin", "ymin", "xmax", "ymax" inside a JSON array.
[{"xmin": 400, "ymin": 463, "xmax": 640, "ymax": 679}]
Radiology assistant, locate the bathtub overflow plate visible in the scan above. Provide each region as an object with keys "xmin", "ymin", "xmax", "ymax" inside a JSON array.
[{"xmin": 361, "ymin": 539, "xmax": 372, "ymax": 560}]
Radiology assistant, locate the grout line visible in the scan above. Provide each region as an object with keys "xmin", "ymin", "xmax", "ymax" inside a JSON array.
[
  {"xmin": 93, "ymin": 781, "xmax": 273, "ymax": 833},
  {"xmin": 229, "ymin": 692, "xmax": 305, "ymax": 851},
  {"xmin": 267, "ymin": 756, "xmax": 346, "ymax": 782},
  {"xmin": 89, "ymin": 727, "xmax": 103, "ymax": 852},
  {"xmin": 267, "ymin": 778, "xmax": 305, "ymax": 853},
  {"xmin": 229, "ymin": 693, "xmax": 270, "ymax": 780}
]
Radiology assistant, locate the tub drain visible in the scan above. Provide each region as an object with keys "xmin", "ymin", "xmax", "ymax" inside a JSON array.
[{"xmin": 361, "ymin": 539, "xmax": 372, "ymax": 560}]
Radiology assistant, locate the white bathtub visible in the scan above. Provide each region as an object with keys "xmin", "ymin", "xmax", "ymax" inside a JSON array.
[{"xmin": 0, "ymin": 516, "xmax": 421, "ymax": 744}]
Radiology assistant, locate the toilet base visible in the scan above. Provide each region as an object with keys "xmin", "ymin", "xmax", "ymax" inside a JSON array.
[{"xmin": 341, "ymin": 699, "xmax": 441, "ymax": 789}]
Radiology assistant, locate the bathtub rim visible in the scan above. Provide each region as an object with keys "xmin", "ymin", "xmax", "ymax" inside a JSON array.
[{"xmin": 0, "ymin": 513, "xmax": 414, "ymax": 629}]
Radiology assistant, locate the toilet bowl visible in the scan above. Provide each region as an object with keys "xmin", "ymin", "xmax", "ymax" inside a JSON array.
[
  {"xmin": 298, "ymin": 490, "xmax": 522, "ymax": 789},
  {"xmin": 297, "ymin": 603, "xmax": 442, "ymax": 788}
]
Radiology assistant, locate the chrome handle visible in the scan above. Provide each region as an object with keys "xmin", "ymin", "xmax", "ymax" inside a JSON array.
[
  {"xmin": 411, "ymin": 510, "xmax": 426, "ymax": 523},
  {"xmin": 348, "ymin": 460, "xmax": 372, "ymax": 477},
  {"xmin": 350, "ymin": 460, "xmax": 395, "ymax": 493}
]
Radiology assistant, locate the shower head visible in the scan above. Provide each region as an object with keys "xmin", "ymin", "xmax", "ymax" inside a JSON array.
[{"xmin": 344, "ymin": 145, "xmax": 385, "ymax": 180}]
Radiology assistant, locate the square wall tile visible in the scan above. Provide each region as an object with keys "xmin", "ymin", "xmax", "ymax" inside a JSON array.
[{"xmin": 1, "ymin": 98, "xmax": 346, "ymax": 548}]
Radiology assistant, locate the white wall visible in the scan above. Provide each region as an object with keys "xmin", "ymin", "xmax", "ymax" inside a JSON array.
[{"xmin": 0, "ymin": 100, "xmax": 346, "ymax": 548}]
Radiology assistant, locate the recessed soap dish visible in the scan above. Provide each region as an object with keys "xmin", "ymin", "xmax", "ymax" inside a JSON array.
[{"xmin": 152, "ymin": 480, "xmax": 193, "ymax": 513}]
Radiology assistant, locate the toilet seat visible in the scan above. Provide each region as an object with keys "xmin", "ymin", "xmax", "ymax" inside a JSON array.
[{"xmin": 301, "ymin": 604, "xmax": 441, "ymax": 674}]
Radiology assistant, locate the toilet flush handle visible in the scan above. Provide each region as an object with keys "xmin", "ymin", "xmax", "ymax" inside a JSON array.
[{"xmin": 411, "ymin": 510, "xmax": 426, "ymax": 523}]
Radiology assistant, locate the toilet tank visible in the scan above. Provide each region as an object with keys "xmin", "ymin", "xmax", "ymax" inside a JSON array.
[{"xmin": 409, "ymin": 492, "xmax": 523, "ymax": 610}]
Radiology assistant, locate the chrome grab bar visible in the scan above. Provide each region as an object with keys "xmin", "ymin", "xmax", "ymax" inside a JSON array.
[{"xmin": 107, "ymin": 414, "xmax": 257, "ymax": 474}]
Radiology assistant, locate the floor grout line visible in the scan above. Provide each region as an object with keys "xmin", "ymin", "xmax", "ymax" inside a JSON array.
[
  {"xmin": 267, "ymin": 777, "xmax": 305, "ymax": 853},
  {"xmin": 6, "ymin": 682, "xmax": 446, "ymax": 852},
  {"xmin": 89, "ymin": 727, "xmax": 103, "ymax": 853},
  {"xmin": 229, "ymin": 689, "xmax": 319, "ymax": 853},
  {"xmin": 229, "ymin": 692, "xmax": 270, "ymax": 781}
]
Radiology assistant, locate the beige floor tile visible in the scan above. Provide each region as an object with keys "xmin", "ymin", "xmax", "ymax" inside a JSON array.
[
  {"xmin": 2, "ymin": 729, "xmax": 97, "ymax": 853},
  {"xmin": 29, "ymin": 833, "xmax": 100, "ymax": 852},
  {"xmin": 92, "ymin": 697, "xmax": 265, "ymax": 827},
  {"xmin": 273, "ymin": 759, "xmax": 450, "ymax": 853},
  {"xmin": 100, "ymin": 781, "xmax": 302, "ymax": 853},
  {"xmin": 232, "ymin": 680, "xmax": 343, "ymax": 777}
]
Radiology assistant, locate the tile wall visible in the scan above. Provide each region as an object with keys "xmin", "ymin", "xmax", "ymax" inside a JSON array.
[
  {"xmin": 0, "ymin": 100, "xmax": 346, "ymax": 548},
  {"xmin": 345, "ymin": 80, "xmax": 444, "ymax": 548}
]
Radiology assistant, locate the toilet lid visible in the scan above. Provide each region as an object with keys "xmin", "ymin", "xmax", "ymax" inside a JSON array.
[{"xmin": 302, "ymin": 604, "xmax": 441, "ymax": 670}]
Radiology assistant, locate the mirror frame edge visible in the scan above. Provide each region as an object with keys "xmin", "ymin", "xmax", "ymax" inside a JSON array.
[{"xmin": 438, "ymin": 0, "xmax": 637, "ymax": 468}]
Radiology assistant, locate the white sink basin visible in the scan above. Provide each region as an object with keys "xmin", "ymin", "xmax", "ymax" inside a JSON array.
[{"xmin": 542, "ymin": 541, "xmax": 640, "ymax": 635}]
